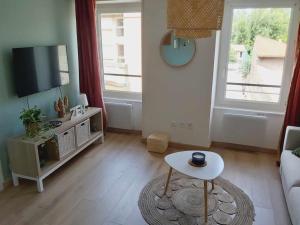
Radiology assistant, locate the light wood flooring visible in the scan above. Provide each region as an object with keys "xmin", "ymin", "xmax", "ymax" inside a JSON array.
[{"xmin": 0, "ymin": 133, "xmax": 291, "ymax": 225}]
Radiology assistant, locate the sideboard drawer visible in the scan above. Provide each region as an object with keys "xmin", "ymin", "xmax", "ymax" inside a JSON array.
[
  {"xmin": 57, "ymin": 127, "xmax": 76, "ymax": 159},
  {"xmin": 76, "ymin": 119, "xmax": 90, "ymax": 147}
]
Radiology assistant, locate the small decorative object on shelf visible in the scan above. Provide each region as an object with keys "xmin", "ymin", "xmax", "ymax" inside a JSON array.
[
  {"xmin": 79, "ymin": 93, "xmax": 89, "ymax": 111},
  {"xmin": 188, "ymin": 152, "xmax": 207, "ymax": 167},
  {"xmin": 49, "ymin": 120, "xmax": 62, "ymax": 128},
  {"xmin": 20, "ymin": 106, "xmax": 42, "ymax": 138},
  {"xmin": 54, "ymin": 96, "xmax": 69, "ymax": 118},
  {"xmin": 70, "ymin": 105, "xmax": 84, "ymax": 120}
]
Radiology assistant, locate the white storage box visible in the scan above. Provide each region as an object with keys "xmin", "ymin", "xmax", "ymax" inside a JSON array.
[
  {"xmin": 75, "ymin": 119, "xmax": 90, "ymax": 147},
  {"xmin": 57, "ymin": 127, "xmax": 76, "ymax": 159}
]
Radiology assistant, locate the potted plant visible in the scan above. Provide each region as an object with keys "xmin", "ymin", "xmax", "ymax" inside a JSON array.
[{"xmin": 20, "ymin": 106, "xmax": 42, "ymax": 137}]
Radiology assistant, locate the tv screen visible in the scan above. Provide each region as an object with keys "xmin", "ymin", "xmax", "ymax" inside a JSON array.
[{"xmin": 12, "ymin": 45, "xmax": 70, "ymax": 97}]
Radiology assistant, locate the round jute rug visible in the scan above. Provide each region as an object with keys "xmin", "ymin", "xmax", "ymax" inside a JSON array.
[{"xmin": 138, "ymin": 173, "xmax": 255, "ymax": 225}]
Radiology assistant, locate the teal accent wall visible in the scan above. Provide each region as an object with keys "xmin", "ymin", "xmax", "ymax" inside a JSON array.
[{"xmin": 0, "ymin": 0, "xmax": 80, "ymax": 180}]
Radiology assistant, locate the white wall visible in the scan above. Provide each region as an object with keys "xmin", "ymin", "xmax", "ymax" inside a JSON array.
[
  {"xmin": 209, "ymin": 32, "xmax": 221, "ymax": 141},
  {"xmin": 142, "ymin": 0, "xmax": 216, "ymax": 147},
  {"xmin": 104, "ymin": 0, "xmax": 289, "ymax": 151}
]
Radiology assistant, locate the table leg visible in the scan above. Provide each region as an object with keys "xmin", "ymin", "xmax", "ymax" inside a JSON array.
[
  {"xmin": 12, "ymin": 172, "xmax": 19, "ymax": 186},
  {"xmin": 37, "ymin": 178, "xmax": 44, "ymax": 193},
  {"xmin": 204, "ymin": 180, "xmax": 208, "ymax": 223},
  {"xmin": 212, "ymin": 180, "xmax": 215, "ymax": 190},
  {"xmin": 163, "ymin": 167, "xmax": 173, "ymax": 195}
]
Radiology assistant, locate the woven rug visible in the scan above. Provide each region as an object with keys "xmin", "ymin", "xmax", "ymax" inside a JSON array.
[{"xmin": 138, "ymin": 173, "xmax": 255, "ymax": 225}]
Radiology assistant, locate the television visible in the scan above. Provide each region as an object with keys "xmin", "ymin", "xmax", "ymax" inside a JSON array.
[{"xmin": 12, "ymin": 45, "xmax": 70, "ymax": 97}]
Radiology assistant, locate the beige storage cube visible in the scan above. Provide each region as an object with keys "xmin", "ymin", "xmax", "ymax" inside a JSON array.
[{"xmin": 147, "ymin": 133, "xmax": 169, "ymax": 153}]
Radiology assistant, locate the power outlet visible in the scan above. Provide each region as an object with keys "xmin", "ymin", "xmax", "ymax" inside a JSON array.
[
  {"xmin": 171, "ymin": 121, "xmax": 177, "ymax": 128},
  {"xmin": 179, "ymin": 122, "xmax": 186, "ymax": 128},
  {"xmin": 187, "ymin": 122, "xmax": 193, "ymax": 129},
  {"xmin": 171, "ymin": 121, "xmax": 193, "ymax": 129}
]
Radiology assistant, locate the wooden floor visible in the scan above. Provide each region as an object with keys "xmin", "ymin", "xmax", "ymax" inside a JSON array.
[{"xmin": 0, "ymin": 133, "xmax": 291, "ymax": 225}]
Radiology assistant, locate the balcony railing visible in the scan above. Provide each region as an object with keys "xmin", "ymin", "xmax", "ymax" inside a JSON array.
[
  {"xmin": 104, "ymin": 73, "xmax": 141, "ymax": 78},
  {"xmin": 226, "ymin": 82, "xmax": 281, "ymax": 88}
]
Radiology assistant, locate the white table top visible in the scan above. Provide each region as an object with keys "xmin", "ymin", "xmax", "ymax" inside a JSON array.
[{"xmin": 165, "ymin": 151, "xmax": 224, "ymax": 180}]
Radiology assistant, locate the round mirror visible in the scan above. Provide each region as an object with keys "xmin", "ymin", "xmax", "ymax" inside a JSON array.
[{"xmin": 160, "ymin": 31, "xmax": 196, "ymax": 67}]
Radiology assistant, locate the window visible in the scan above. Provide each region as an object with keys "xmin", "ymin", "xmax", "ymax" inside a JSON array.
[
  {"xmin": 215, "ymin": 2, "xmax": 298, "ymax": 112},
  {"xmin": 226, "ymin": 8, "xmax": 292, "ymax": 103},
  {"xmin": 98, "ymin": 11, "xmax": 142, "ymax": 93}
]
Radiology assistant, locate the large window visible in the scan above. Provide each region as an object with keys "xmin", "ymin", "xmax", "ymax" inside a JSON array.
[
  {"xmin": 225, "ymin": 8, "xmax": 292, "ymax": 103},
  {"xmin": 99, "ymin": 11, "xmax": 142, "ymax": 93},
  {"xmin": 215, "ymin": 1, "xmax": 298, "ymax": 112}
]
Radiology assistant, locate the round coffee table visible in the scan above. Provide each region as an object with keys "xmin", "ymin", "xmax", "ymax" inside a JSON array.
[{"xmin": 164, "ymin": 151, "xmax": 224, "ymax": 223}]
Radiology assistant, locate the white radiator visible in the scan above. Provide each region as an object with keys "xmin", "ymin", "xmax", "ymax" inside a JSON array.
[
  {"xmin": 223, "ymin": 113, "xmax": 267, "ymax": 146},
  {"xmin": 105, "ymin": 102, "xmax": 133, "ymax": 130}
]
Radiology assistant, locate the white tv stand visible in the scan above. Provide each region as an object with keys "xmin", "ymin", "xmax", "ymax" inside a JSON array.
[{"xmin": 7, "ymin": 107, "xmax": 103, "ymax": 192}]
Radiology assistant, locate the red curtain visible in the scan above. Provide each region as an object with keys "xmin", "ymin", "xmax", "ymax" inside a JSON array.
[
  {"xmin": 279, "ymin": 24, "xmax": 300, "ymax": 153},
  {"xmin": 75, "ymin": 0, "xmax": 107, "ymax": 129}
]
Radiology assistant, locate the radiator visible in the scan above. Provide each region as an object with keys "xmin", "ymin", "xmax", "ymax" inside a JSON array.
[
  {"xmin": 223, "ymin": 113, "xmax": 267, "ymax": 146},
  {"xmin": 105, "ymin": 102, "xmax": 133, "ymax": 130}
]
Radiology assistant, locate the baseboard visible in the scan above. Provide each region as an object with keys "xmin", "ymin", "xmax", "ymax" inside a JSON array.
[
  {"xmin": 212, "ymin": 141, "xmax": 277, "ymax": 154},
  {"xmin": 107, "ymin": 127, "xmax": 142, "ymax": 135},
  {"xmin": 4, "ymin": 179, "xmax": 12, "ymax": 188},
  {"xmin": 0, "ymin": 178, "xmax": 12, "ymax": 191},
  {"xmin": 168, "ymin": 142, "xmax": 210, "ymax": 150},
  {"xmin": 141, "ymin": 138, "xmax": 210, "ymax": 150}
]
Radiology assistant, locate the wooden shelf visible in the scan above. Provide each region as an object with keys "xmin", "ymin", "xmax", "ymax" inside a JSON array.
[
  {"xmin": 8, "ymin": 107, "xmax": 104, "ymax": 192},
  {"xmin": 40, "ymin": 160, "xmax": 59, "ymax": 173},
  {"xmin": 91, "ymin": 131, "xmax": 103, "ymax": 140},
  {"xmin": 40, "ymin": 132, "xmax": 103, "ymax": 177}
]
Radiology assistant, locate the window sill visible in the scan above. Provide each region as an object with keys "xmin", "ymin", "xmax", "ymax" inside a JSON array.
[
  {"xmin": 213, "ymin": 106, "xmax": 285, "ymax": 116},
  {"xmin": 103, "ymin": 90, "xmax": 142, "ymax": 102}
]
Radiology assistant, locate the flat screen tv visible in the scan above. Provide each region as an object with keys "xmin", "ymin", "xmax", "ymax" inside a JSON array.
[{"xmin": 12, "ymin": 45, "xmax": 70, "ymax": 97}]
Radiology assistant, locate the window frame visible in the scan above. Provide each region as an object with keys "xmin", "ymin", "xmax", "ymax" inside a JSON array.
[
  {"xmin": 214, "ymin": 0, "xmax": 299, "ymax": 112},
  {"xmin": 96, "ymin": 2, "xmax": 142, "ymax": 98}
]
